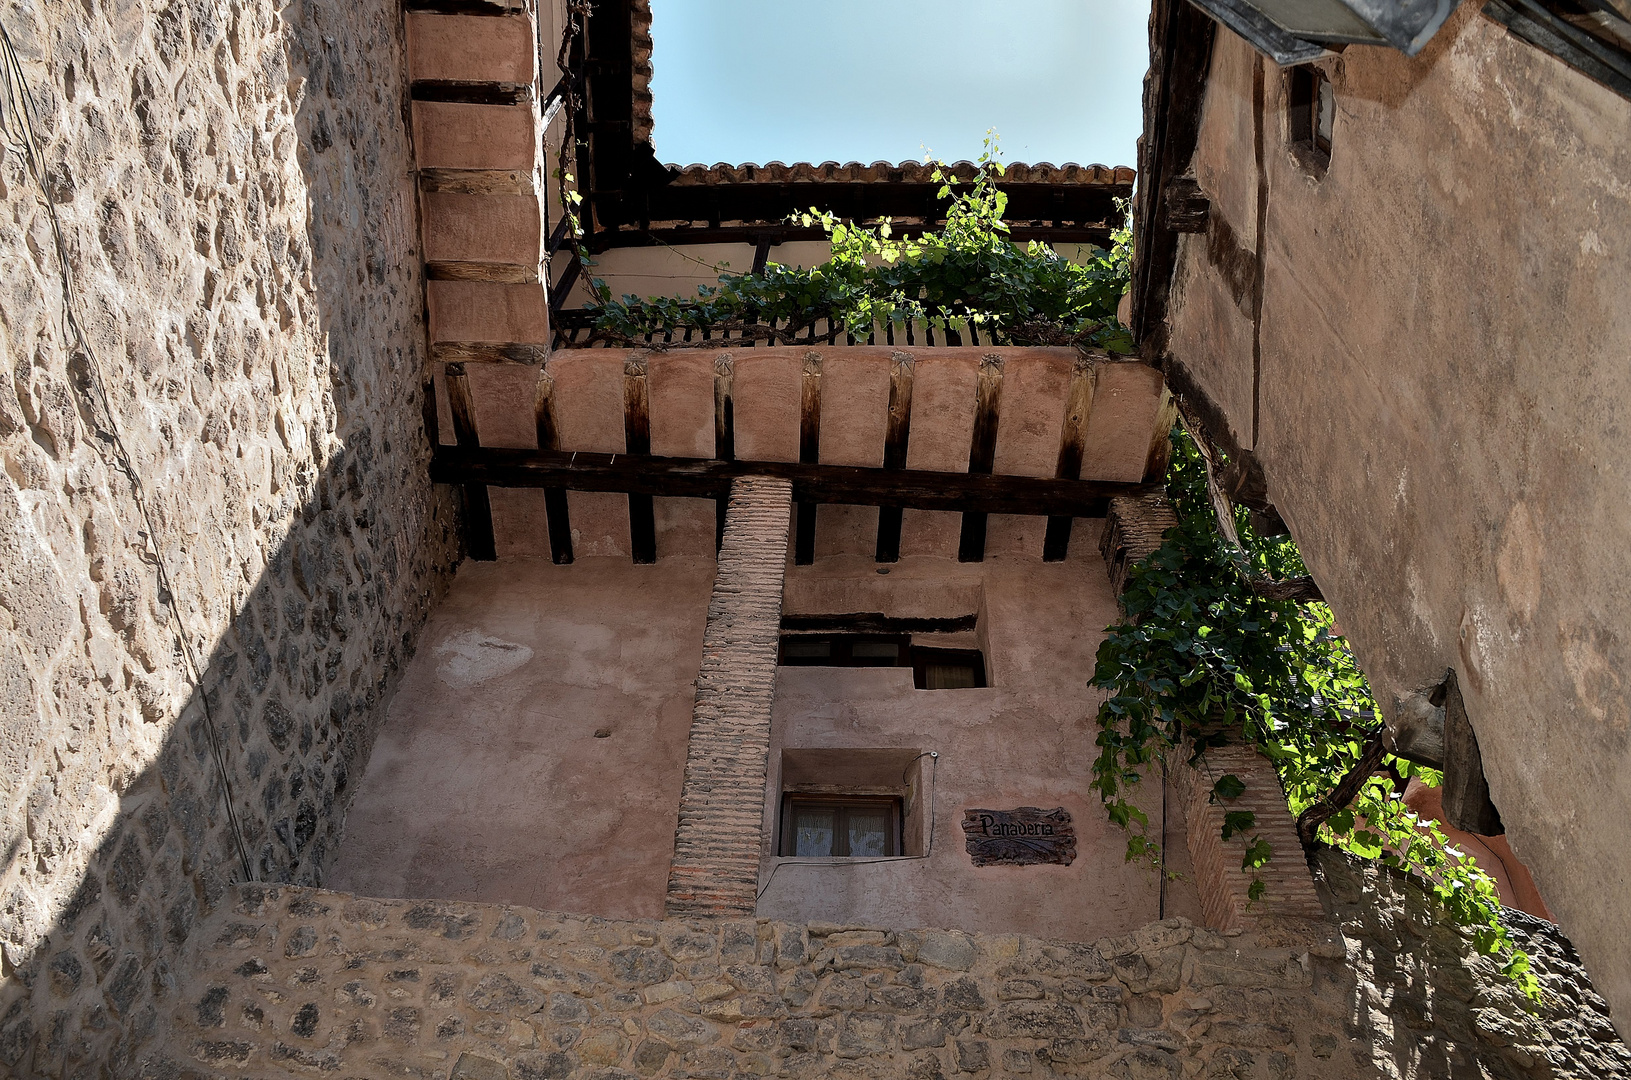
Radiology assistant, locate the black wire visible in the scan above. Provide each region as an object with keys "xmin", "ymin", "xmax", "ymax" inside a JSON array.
[{"xmin": 0, "ymin": 22, "xmax": 254, "ymax": 883}]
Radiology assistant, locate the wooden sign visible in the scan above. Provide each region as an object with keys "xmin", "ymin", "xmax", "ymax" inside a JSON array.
[{"xmin": 961, "ymin": 807, "xmax": 1076, "ymax": 866}]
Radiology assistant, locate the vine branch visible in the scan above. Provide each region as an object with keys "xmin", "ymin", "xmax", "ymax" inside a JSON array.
[{"xmin": 1295, "ymin": 730, "xmax": 1388, "ymax": 845}]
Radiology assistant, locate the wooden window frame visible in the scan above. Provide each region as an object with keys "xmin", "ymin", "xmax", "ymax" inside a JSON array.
[
  {"xmin": 1287, "ymin": 66, "xmax": 1333, "ymax": 173},
  {"xmin": 779, "ymin": 633, "xmax": 910, "ymax": 668},
  {"xmin": 910, "ymin": 646, "xmax": 987, "ymax": 690},
  {"xmin": 779, "ymin": 794, "xmax": 903, "ymax": 858}
]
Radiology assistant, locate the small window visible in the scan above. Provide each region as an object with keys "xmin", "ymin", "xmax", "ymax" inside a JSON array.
[
  {"xmin": 780, "ymin": 795, "xmax": 901, "ymax": 857},
  {"xmin": 911, "ymin": 647, "xmax": 986, "ymax": 690},
  {"xmin": 779, "ymin": 634, "xmax": 908, "ymax": 668},
  {"xmin": 778, "ymin": 635, "xmax": 986, "ymax": 689},
  {"xmin": 1287, "ymin": 66, "xmax": 1334, "ymax": 171}
]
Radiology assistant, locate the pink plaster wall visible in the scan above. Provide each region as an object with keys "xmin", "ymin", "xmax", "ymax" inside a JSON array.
[
  {"xmin": 329, "ymin": 558, "xmax": 715, "ymax": 919},
  {"xmin": 731, "ymin": 351, "xmax": 803, "ymax": 462},
  {"xmin": 757, "ymin": 554, "xmax": 1194, "ymax": 939}
]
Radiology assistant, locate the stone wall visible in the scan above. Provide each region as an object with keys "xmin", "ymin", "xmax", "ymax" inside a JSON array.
[
  {"xmin": 148, "ymin": 862, "xmax": 1628, "ymax": 1079},
  {"xmin": 0, "ymin": 0, "xmax": 458, "ymax": 1072},
  {"xmin": 1314, "ymin": 850, "xmax": 1631, "ymax": 1080}
]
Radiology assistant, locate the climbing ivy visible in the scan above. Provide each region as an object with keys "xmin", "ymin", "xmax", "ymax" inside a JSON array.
[
  {"xmin": 1091, "ymin": 429, "xmax": 1539, "ymax": 997},
  {"xmin": 588, "ymin": 141, "xmax": 1133, "ymax": 350}
]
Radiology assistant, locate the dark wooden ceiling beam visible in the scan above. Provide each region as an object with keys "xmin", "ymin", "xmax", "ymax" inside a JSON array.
[
  {"xmin": 585, "ymin": 222, "xmax": 1120, "ymax": 253},
  {"xmin": 429, "ymin": 446, "xmax": 1149, "ymax": 517}
]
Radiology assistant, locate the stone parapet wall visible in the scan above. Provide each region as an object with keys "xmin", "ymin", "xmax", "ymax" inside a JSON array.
[
  {"xmin": 1314, "ymin": 849, "xmax": 1631, "ymax": 1079},
  {"xmin": 157, "ymin": 884, "xmax": 1368, "ymax": 1079},
  {"xmin": 0, "ymin": 0, "xmax": 456, "ymax": 1072},
  {"xmin": 149, "ymin": 873, "xmax": 1629, "ymax": 1079}
]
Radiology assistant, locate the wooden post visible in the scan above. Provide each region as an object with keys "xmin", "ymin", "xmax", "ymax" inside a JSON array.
[
  {"xmin": 444, "ymin": 363, "xmax": 496, "ymax": 561},
  {"xmin": 1044, "ymin": 355, "xmax": 1097, "ymax": 561},
  {"xmin": 624, "ymin": 352, "xmax": 656, "ymax": 563},
  {"xmin": 874, "ymin": 350, "xmax": 915, "ymax": 563},
  {"xmin": 533, "ymin": 368, "xmax": 573, "ymax": 564},
  {"xmin": 794, "ymin": 351, "xmax": 822, "ymax": 565},
  {"xmin": 958, "ymin": 353, "xmax": 1004, "ymax": 562}
]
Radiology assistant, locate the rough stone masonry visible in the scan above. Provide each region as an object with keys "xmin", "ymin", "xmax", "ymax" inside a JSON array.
[
  {"xmin": 150, "ymin": 850, "xmax": 1629, "ymax": 1079},
  {"xmin": 0, "ymin": 0, "xmax": 457, "ymax": 1072}
]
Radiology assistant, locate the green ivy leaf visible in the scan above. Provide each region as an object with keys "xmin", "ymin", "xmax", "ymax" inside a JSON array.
[{"xmin": 1221, "ymin": 810, "xmax": 1257, "ymax": 839}]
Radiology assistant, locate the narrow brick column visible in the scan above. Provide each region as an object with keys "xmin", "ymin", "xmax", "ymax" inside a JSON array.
[
  {"xmin": 665, "ymin": 476, "xmax": 793, "ymax": 917},
  {"xmin": 1172, "ymin": 744, "xmax": 1326, "ymax": 930}
]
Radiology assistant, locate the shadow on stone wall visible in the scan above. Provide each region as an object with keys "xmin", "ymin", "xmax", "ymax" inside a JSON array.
[{"xmin": 0, "ymin": 0, "xmax": 462, "ymax": 1072}]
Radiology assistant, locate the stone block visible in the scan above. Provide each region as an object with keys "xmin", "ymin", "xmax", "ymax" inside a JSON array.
[
  {"xmin": 406, "ymin": 13, "xmax": 536, "ymax": 83},
  {"xmin": 429, "ymin": 281, "xmax": 550, "ymax": 344},
  {"xmin": 413, "ymin": 102, "xmax": 539, "ymax": 172},
  {"xmin": 422, "ymin": 191, "xmax": 544, "ymax": 267}
]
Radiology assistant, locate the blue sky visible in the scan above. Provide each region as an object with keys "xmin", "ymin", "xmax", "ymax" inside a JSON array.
[{"xmin": 647, "ymin": 0, "xmax": 1151, "ymax": 168}]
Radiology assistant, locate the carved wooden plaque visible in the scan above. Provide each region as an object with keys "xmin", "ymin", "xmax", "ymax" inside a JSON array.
[{"xmin": 961, "ymin": 807, "xmax": 1076, "ymax": 866}]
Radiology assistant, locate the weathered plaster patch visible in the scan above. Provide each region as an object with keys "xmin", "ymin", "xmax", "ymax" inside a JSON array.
[{"xmin": 434, "ymin": 629, "xmax": 535, "ymax": 689}]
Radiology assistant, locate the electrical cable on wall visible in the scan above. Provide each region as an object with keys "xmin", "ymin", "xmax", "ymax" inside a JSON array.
[
  {"xmin": 0, "ymin": 22, "xmax": 255, "ymax": 882},
  {"xmin": 757, "ymin": 750, "xmax": 938, "ymax": 901}
]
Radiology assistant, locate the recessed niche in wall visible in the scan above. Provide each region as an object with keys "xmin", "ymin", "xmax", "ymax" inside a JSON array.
[
  {"xmin": 776, "ymin": 747, "xmax": 934, "ymax": 858},
  {"xmin": 777, "ymin": 632, "xmax": 987, "ymax": 689}
]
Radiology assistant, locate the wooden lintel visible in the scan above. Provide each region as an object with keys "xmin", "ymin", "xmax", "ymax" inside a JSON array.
[
  {"xmin": 432, "ymin": 341, "xmax": 549, "ymax": 367},
  {"xmin": 429, "ymin": 447, "xmax": 1147, "ymax": 517},
  {"xmin": 783, "ymin": 612, "xmax": 978, "ymax": 635},
  {"xmin": 410, "ymin": 80, "xmax": 533, "ymax": 106},
  {"xmin": 426, "ymin": 260, "xmax": 541, "ymax": 284},
  {"xmin": 419, "ymin": 168, "xmax": 536, "ymax": 197}
]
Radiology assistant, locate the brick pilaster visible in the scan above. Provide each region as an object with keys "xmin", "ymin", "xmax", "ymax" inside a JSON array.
[
  {"xmin": 665, "ymin": 476, "xmax": 792, "ymax": 917},
  {"xmin": 1172, "ymin": 744, "xmax": 1326, "ymax": 930},
  {"xmin": 1100, "ymin": 492, "xmax": 1180, "ymax": 600}
]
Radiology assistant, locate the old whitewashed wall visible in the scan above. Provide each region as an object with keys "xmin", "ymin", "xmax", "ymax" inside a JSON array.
[
  {"xmin": 1156, "ymin": 4, "xmax": 1631, "ymax": 1033},
  {"xmin": 0, "ymin": 0, "xmax": 458, "ymax": 1072}
]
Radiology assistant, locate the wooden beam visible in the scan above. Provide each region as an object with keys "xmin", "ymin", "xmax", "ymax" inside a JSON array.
[
  {"xmin": 1130, "ymin": 0, "xmax": 1217, "ymax": 351},
  {"xmin": 426, "ymin": 260, "xmax": 541, "ymax": 284},
  {"xmin": 443, "ymin": 363, "xmax": 497, "ymax": 561},
  {"xmin": 624, "ymin": 353, "xmax": 656, "ymax": 563},
  {"xmin": 959, "ymin": 353, "xmax": 1004, "ymax": 562},
  {"xmin": 713, "ymin": 354, "xmax": 734, "ymax": 549},
  {"xmin": 533, "ymin": 369, "xmax": 573, "ymax": 564},
  {"xmin": 874, "ymin": 350, "xmax": 914, "ymax": 563},
  {"xmin": 782, "ymin": 613, "xmax": 977, "ymax": 634},
  {"xmin": 410, "ymin": 80, "xmax": 532, "ymax": 106},
  {"xmin": 429, "ymin": 446, "xmax": 1149, "ymax": 516},
  {"xmin": 795, "ymin": 351, "xmax": 822, "ymax": 565},
  {"xmin": 1163, "ymin": 177, "xmax": 1211, "ymax": 233},
  {"xmin": 587, "ymin": 222, "xmax": 1120, "ymax": 253},
  {"xmin": 419, "ymin": 168, "xmax": 536, "ymax": 196},
  {"xmin": 1044, "ymin": 356, "xmax": 1097, "ymax": 562}
]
